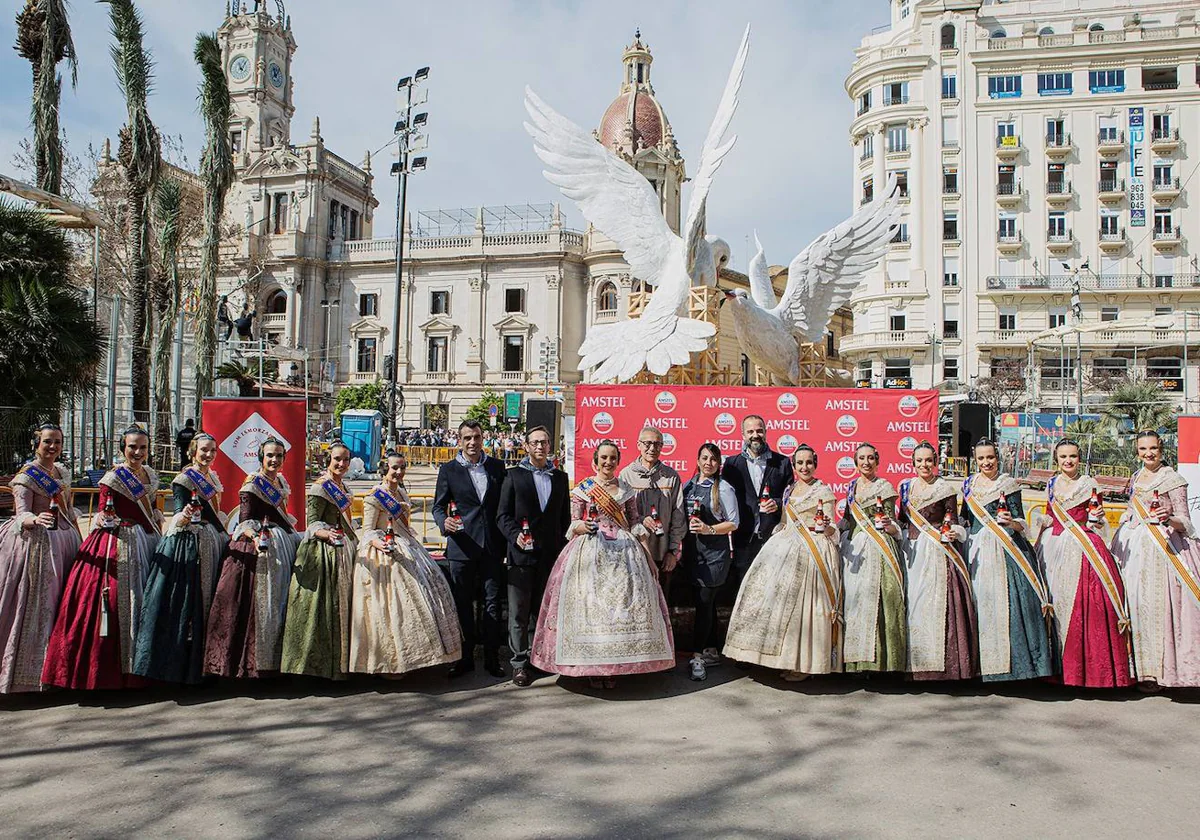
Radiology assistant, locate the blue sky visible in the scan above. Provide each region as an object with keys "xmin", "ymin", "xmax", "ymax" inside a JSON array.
[{"xmin": 0, "ymin": 0, "xmax": 889, "ymax": 268}]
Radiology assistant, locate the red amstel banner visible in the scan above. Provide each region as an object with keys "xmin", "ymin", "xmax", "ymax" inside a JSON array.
[
  {"xmin": 1177, "ymin": 415, "xmax": 1200, "ymax": 512},
  {"xmin": 573, "ymin": 385, "xmax": 939, "ymax": 503},
  {"xmin": 201, "ymin": 397, "xmax": 308, "ymax": 528}
]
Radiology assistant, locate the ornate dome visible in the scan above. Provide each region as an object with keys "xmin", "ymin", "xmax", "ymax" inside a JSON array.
[{"xmin": 595, "ymin": 30, "xmax": 676, "ymax": 157}]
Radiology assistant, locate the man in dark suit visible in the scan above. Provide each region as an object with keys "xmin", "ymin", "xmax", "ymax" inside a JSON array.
[
  {"xmin": 721, "ymin": 414, "xmax": 794, "ymax": 597},
  {"xmin": 433, "ymin": 419, "xmax": 508, "ymax": 677},
  {"xmin": 496, "ymin": 425, "xmax": 570, "ymax": 686}
]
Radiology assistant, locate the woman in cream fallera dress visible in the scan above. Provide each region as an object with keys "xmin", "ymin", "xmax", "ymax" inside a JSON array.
[
  {"xmin": 724, "ymin": 445, "xmax": 842, "ymax": 679},
  {"xmin": 349, "ymin": 453, "xmax": 461, "ymax": 675}
]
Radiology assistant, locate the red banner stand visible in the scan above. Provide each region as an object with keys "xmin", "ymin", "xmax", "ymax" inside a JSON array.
[
  {"xmin": 573, "ymin": 385, "xmax": 939, "ymax": 505},
  {"xmin": 201, "ymin": 397, "xmax": 308, "ymax": 529}
]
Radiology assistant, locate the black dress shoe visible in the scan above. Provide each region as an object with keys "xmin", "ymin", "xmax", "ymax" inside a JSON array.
[
  {"xmin": 483, "ymin": 659, "xmax": 506, "ymax": 678},
  {"xmin": 512, "ymin": 667, "xmax": 533, "ymax": 687},
  {"xmin": 447, "ymin": 660, "xmax": 474, "ymax": 678}
]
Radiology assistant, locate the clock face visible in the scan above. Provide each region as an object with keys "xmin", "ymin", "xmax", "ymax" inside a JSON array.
[
  {"xmin": 229, "ymin": 54, "xmax": 250, "ymax": 82},
  {"xmin": 269, "ymin": 62, "xmax": 284, "ymax": 89}
]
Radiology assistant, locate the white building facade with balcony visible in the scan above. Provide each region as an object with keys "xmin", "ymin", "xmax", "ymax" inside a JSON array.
[{"xmin": 842, "ymin": 0, "xmax": 1200, "ymax": 410}]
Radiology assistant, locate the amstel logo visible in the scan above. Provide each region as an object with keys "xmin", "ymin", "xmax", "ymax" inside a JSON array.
[
  {"xmin": 714, "ymin": 412, "xmax": 737, "ymax": 435},
  {"xmin": 836, "ymin": 456, "xmax": 857, "ymax": 478},
  {"xmin": 898, "ymin": 436, "xmax": 918, "ymax": 457},
  {"xmin": 776, "ymin": 435, "xmax": 798, "ymax": 456},
  {"xmin": 836, "ymin": 414, "xmax": 859, "ymax": 437},
  {"xmin": 776, "ymin": 392, "xmax": 799, "ymax": 416},
  {"xmin": 898, "ymin": 395, "xmax": 920, "ymax": 417},
  {"xmin": 591, "ymin": 412, "xmax": 614, "ymax": 434},
  {"xmin": 660, "ymin": 432, "xmax": 677, "ymax": 456},
  {"xmin": 654, "ymin": 391, "xmax": 677, "ymax": 414}
]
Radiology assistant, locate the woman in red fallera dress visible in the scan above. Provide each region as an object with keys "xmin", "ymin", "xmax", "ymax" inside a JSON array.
[{"xmin": 42, "ymin": 427, "xmax": 164, "ymax": 690}]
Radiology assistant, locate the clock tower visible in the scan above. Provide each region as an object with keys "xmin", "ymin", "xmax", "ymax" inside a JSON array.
[{"xmin": 218, "ymin": 1, "xmax": 296, "ymax": 160}]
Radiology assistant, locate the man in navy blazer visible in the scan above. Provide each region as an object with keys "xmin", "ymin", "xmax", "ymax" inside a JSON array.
[
  {"xmin": 721, "ymin": 414, "xmax": 794, "ymax": 596},
  {"xmin": 433, "ymin": 419, "xmax": 508, "ymax": 677}
]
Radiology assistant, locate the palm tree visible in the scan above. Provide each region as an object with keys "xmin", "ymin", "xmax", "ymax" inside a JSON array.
[
  {"xmin": 152, "ymin": 177, "xmax": 181, "ymax": 455},
  {"xmin": 193, "ymin": 32, "xmax": 234, "ymax": 417},
  {"xmin": 14, "ymin": 0, "xmax": 77, "ymax": 195},
  {"xmin": 216, "ymin": 359, "xmax": 278, "ymax": 398},
  {"xmin": 103, "ymin": 0, "xmax": 161, "ymax": 421},
  {"xmin": 0, "ymin": 200, "xmax": 104, "ymax": 412},
  {"xmin": 1103, "ymin": 378, "xmax": 1177, "ymax": 434}
]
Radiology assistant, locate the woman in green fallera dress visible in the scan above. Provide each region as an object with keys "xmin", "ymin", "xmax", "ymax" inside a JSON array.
[{"xmin": 281, "ymin": 442, "xmax": 358, "ymax": 679}]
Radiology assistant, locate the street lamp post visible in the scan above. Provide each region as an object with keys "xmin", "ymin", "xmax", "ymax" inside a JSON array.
[
  {"xmin": 388, "ymin": 66, "xmax": 430, "ymax": 449},
  {"xmin": 321, "ymin": 298, "xmax": 340, "ymax": 414}
]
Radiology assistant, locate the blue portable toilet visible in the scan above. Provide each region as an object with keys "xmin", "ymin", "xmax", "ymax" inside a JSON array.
[{"xmin": 340, "ymin": 409, "xmax": 383, "ymax": 466}]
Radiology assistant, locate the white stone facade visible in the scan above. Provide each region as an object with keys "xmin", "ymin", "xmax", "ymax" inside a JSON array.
[{"xmin": 843, "ymin": 0, "xmax": 1200, "ymax": 410}]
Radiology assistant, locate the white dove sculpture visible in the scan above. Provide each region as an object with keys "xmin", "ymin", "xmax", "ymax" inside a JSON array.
[
  {"xmin": 524, "ymin": 25, "xmax": 750, "ymax": 382},
  {"xmin": 723, "ymin": 175, "xmax": 902, "ymax": 385}
]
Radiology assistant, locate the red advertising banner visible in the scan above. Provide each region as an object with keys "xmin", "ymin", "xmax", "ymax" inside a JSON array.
[
  {"xmin": 573, "ymin": 385, "xmax": 939, "ymax": 504},
  {"xmin": 1177, "ymin": 415, "xmax": 1200, "ymax": 515},
  {"xmin": 201, "ymin": 397, "xmax": 308, "ymax": 528}
]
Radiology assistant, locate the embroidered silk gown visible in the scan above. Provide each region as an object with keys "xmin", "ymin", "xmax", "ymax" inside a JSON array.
[
  {"xmin": 0, "ymin": 462, "xmax": 81, "ymax": 692},
  {"xmin": 530, "ymin": 479, "xmax": 675, "ymax": 677},
  {"xmin": 1037, "ymin": 475, "xmax": 1134, "ymax": 688},
  {"xmin": 962, "ymin": 473, "xmax": 1055, "ymax": 682},
  {"xmin": 280, "ymin": 480, "xmax": 358, "ymax": 679},
  {"xmin": 132, "ymin": 469, "xmax": 228, "ymax": 684},
  {"xmin": 1112, "ymin": 466, "xmax": 1200, "ymax": 688},
  {"xmin": 899, "ymin": 477, "xmax": 979, "ymax": 680},
  {"xmin": 840, "ymin": 476, "xmax": 907, "ymax": 672},
  {"xmin": 203, "ymin": 474, "xmax": 299, "ymax": 678},
  {"xmin": 723, "ymin": 480, "xmax": 842, "ymax": 675},
  {"xmin": 347, "ymin": 485, "xmax": 461, "ymax": 675},
  {"xmin": 42, "ymin": 466, "xmax": 162, "ymax": 690}
]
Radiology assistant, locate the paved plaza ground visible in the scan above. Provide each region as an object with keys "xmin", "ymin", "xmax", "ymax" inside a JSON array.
[{"xmin": 2, "ymin": 667, "xmax": 1198, "ymax": 838}]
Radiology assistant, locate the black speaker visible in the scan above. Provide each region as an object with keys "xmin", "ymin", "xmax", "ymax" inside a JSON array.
[
  {"xmin": 952, "ymin": 402, "xmax": 991, "ymax": 458},
  {"xmin": 525, "ymin": 399, "xmax": 562, "ymax": 443}
]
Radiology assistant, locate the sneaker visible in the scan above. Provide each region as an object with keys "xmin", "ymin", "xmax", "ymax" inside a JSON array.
[
  {"xmin": 701, "ymin": 647, "xmax": 722, "ymax": 667},
  {"xmin": 689, "ymin": 655, "xmax": 708, "ymax": 681}
]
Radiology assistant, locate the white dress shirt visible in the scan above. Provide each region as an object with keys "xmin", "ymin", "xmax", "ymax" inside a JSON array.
[{"xmin": 457, "ymin": 452, "xmax": 490, "ymax": 501}]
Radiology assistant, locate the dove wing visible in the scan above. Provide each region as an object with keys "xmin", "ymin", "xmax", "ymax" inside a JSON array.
[
  {"xmin": 747, "ymin": 231, "xmax": 777, "ymax": 309},
  {"xmin": 771, "ymin": 175, "xmax": 902, "ymax": 343},
  {"xmin": 524, "ymin": 87, "xmax": 676, "ymax": 286}
]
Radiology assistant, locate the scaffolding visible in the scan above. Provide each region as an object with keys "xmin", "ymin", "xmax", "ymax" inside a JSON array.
[
  {"xmin": 411, "ymin": 203, "xmax": 556, "ymax": 237},
  {"xmin": 625, "ymin": 286, "xmax": 738, "ymax": 386}
]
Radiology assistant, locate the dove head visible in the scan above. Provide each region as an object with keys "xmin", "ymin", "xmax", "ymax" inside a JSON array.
[
  {"xmin": 720, "ymin": 288, "xmax": 749, "ymax": 308},
  {"xmin": 706, "ymin": 236, "xmax": 731, "ymax": 272}
]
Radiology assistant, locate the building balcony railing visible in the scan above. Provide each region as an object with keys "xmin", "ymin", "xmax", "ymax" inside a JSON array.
[
  {"xmin": 1046, "ymin": 180, "xmax": 1073, "ymax": 206},
  {"xmin": 498, "ymin": 371, "xmax": 529, "ymax": 384},
  {"xmin": 594, "ymin": 309, "xmax": 619, "ymax": 324},
  {"xmin": 348, "ymin": 371, "xmax": 377, "ymax": 384},
  {"xmin": 978, "ymin": 327, "xmax": 1186, "ymax": 348},
  {"xmin": 1047, "ymin": 229, "xmax": 1074, "ymax": 252},
  {"xmin": 886, "ymin": 143, "xmax": 910, "ymax": 155},
  {"xmin": 1151, "ymin": 128, "xmax": 1181, "ymax": 151},
  {"xmin": 1099, "ymin": 228, "xmax": 1127, "ymax": 251},
  {"xmin": 997, "ymin": 230, "xmax": 1023, "ymax": 252},
  {"xmin": 984, "ymin": 273, "xmax": 1200, "ymax": 292},
  {"xmin": 1145, "ymin": 80, "xmax": 1180, "ymax": 91},
  {"xmin": 261, "ymin": 312, "xmax": 287, "ymax": 328},
  {"xmin": 995, "ymin": 136, "xmax": 1021, "ymax": 158},
  {"xmin": 1153, "ymin": 225, "xmax": 1182, "ymax": 246},
  {"xmin": 1097, "ymin": 131, "xmax": 1125, "ymax": 154},
  {"xmin": 996, "ymin": 181, "xmax": 1024, "ymax": 206},
  {"xmin": 1044, "ymin": 133, "xmax": 1072, "ymax": 157},
  {"xmin": 412, "ymin": 371, "xmax": 455, "ymax": 384},
  {"xmin": 1098, "ymin": 179, "xmax": 1126, "ymax": 201},
  {"xmin": 883, "ymin": 94, "xmax": 910, "ymax": 106},
  {"xmin": 1152, "ymin": 176, "xmax": 1182, "ymax": 199},
  {"xmin": 1089, "ymin": 30, "xmax": 1126, "ymax": 44},
  {"xmin": 840, "ymin": 329, "xmax": 930, "ymax": 353}
]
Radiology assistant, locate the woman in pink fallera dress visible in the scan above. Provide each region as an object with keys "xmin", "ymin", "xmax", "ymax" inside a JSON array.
[{"xmin": 531, "ymin": 440, "xmax": 674, "ymax": 689}]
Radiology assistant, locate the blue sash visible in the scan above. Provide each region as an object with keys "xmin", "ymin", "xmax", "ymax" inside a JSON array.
[
  {"xmin": 899, "ymin": 478, "xmax": 911, "ymax": 508},
  {"xmin": 252, "ymin": 474, "xmax": 285, "ymax": 508},
  {"xmin": 22, "ymin": 463, "xmax": 62, "ymax": 498},
  {"xmin": 846, "ymin": 478, "xmax": 857, "ymax": 506},
  {"xmin": 183, "ymin": 467, "xmax": 218, "ymax": 500},
  {"xmin": 113, "ymin": 465, "xmax": 147, "ymax": 499},
  {"xmin": 961, "ymin": 475, "xmax": 974, "ymax": 498},
  {"xmin": 322, "ymin": 479, "xmax": 352, "ymax": 512},
  {"xmin": 372, "ymin": 487, "xmax": 404, "ymax": 518}
]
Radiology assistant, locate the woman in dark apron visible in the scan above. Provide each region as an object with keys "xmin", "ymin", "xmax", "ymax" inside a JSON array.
[{"xmin": 682, "ymin": 443, "xmax": 739, "ymax": 681}]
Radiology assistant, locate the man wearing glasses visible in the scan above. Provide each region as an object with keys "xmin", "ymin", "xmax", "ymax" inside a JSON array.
[
  {"xmin": 619, "ymin": 426, "xmax": 685, "ymax": 605},
  {"xmin": 496, "ymin": 425, "xmax": 570, "ymax": 686}
]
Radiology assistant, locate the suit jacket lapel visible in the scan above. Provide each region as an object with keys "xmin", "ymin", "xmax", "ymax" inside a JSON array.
[{"xmin": 460, "ymin": 459, "xmax": 483, "ymax": 506}]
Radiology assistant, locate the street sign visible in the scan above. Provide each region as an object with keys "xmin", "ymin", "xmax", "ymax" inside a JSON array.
[
  {"xmin": 488, "ymin": 404, "xmax": 498, "ymax": 417},
  {"xmin": 504, "ymin": 391, "xmax": 521, "ymax": 422}
]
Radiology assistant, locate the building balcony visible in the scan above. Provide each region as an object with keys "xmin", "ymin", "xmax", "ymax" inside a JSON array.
[
  {"xmin": 882, "ymin": 94, "xmax": 910, "ymax": 106},
  {"xmin": 996, "ymin": 181, "xmax": 1024, "ymax": 207},
  {"xmin": 997, "ymin": 230, "xmax": 1023, "ymax": 253},
  {"xmin": 594, "ymin": 309, "xmax": 619, "ymax": 325},
  {"xmin": 348, "ymin": 371, "xmax": 378, "ymax": 384},
  {"xmin": 1046, "ymin": 180, "xmax": 1073, "ymax": 207},
  {"xmin": 412, "ymin": 371, "xmax": 456, "ymax": 384},
  {"xmin": 1046, "ymin": 229, "xmax": 1074, "ymax": 253},
  {"xmin": 1153, "ymin": 225, "xmax": 1182, "ymax": 249},
  {"xmin": 1044, "ymin": 133, "xmax": 1072, "ymax": 159},
  {"xmin": 1097, "ymin": 179, "xmax": 1126, "ymax": 203},
  {"xmin": 839, "ymin": 329, "xmax": 930, "ymax": 354},
  {"xmin": 995, "ymin": 136, "xmax": 1022, "ymax": 160},
  {"xmin": 1151, "ymin": 128, "xmax": 1181, "ymax": 154},
  {"xmin": 1089, "ymin": 29, "xmax": 1126, "ymax": 44},
  {"xmin": 1152, "ymin": 176, "xmax": 1182, "ymax": 201},
  {"xmin": 1099, "ymin": 228, "xmax": 1127, "ymax": 252},
  {"xmin": 1097, "ymin": 131, "xmax": 1125, "ymax": 156},
  {"xmin": 498, "ymin": 370, "xmax": 530, "ymax": 384},
  {"xmin": 977, "ymin": 328, "xmax": 1038, "ymax": 347},
  {"xmin": 984, "ymin": 273, "xmax": 1200, "ymax": 293},
  {"xmin": 1038, "ymin": 33, "xmax": 1074, "ymax": 48},
  {"xmin": 261, "ymin": 312, "xmax": 287, "ymax": 329}
]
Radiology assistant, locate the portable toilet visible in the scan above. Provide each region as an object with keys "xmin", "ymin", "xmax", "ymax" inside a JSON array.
[{"xmin": 339, "ymin": 409, "xmax": 383, "ymax": 467}]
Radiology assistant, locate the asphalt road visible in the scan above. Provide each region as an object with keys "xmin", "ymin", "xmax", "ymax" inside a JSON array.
[{"xmin": 2, "ymin": 668, "xmax": 1197, "ymax": 838}]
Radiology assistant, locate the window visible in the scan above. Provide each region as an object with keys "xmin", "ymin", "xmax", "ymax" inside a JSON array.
[
  {"xmin": 504, "ymin": 288, "xmax": 526, "ymax": 313},
  {"xmin": 857, "ymin": 90, "xmax": 872, "ymax": 116},
  {"xmin": 887, "ymin": 124, "xmax": 908, "ymax": 153},
  {"xmin": 889, "ymin": 311, "xmax": 907, "ymax": 331},
  {"xmin": 1155, "ymin": 306, "xmax": 1174, "ymax": 317},
  {"xmin": 942, "ymin": 115, "xmax": 958, "ymax": 148},
  {"xmin": 991, "ymin": 28, "xmax": 1007, "ymax": 39},
  {"xmin": 1093, "ymin": 358, "xmax": 1128, "ymax": 383},
  {"xmin": 991, "ymin": 356, "xmax": 1024, "ymax": 379},
  {"xmin": 884, "ymin": 358, "xmax": 911, "ymax": 380},
  {"xmin": 1038, "ymin": 73, "xmax": 1073, "ymax": 96},
  {"xmin": 943, "ymin": 256, "xmax": 959, "ymax": 287},
  {"xmin": 1047, "ymin": 162, "xmax": 1066, "ymax": 193},
  {"xmin": 1099, "ymin": 159, "xmax": 1118, "ymax": 191},
  {"xmin": 1049, "ymin": 307, "xmax": 1067, "ymax": 329},
  {"xmin": 998, "ymin": 308, "xmax": 1017, "ymax": 332},
  {"xmin": 502, "ymin": 335, "xmax": 524, "ymax": 372},
  {"xmin": 1098, "ymin": 116, "xmax": 1119, "ymax": 142},
  {"xmin": 430, "ymin": 290, "xmax": 449, "ymax": 315},
  {"xmin": 862, "ymin": 177, "xmax": 874, "ymax": 204},
  {"xmin": 899, "ymin": 0, "xmax": 910, "ymax": 19},
  {"xmin": 1048, "ymin": 212, "xmax": 1067, "ymax": 238},
  {"xmin": 265, "ymin": 290, "xmax": 287, "ymax": 314},
  {"xmin": 1154, "ymin": 208, "xmax": 1174, "ymax": 235},
  {"xmin": 1154, "ymin": 254, "xmax": 1174, "ymax": 288},
  {"xmin": 997, "ymin": 164, "xmax": 1016, "ymax": 193},
  {"xmin": 427, "ymin": 336, "xmax": 448, "ymax": 372},
  {"xmin": 1089, "ymin": 24, "xmax": 1105, "ymax": 32},
  {"xmin": 988, "ymin": 75, "xmax": 1022, "ymax": 99},
  {"xmin": 940, "ymin": 24, "xmax": 956, "ymax": 50},
  {"xmin": 1152, "ymin": 112, "xmax": 1173, "ymax": 140},
  {"xmin": 1100, "ymin": 211, "xmax": 1120, "ymax": 236},
  {"xmin": 597, "ymin": 282, "xmax": 619, "ymax": 312},
  {"xmin": 942, "ymin": 73, "xmax": 957, "ymax": 100},
  {"xmin": 856, "ymin": 359, "xmax": 873, "ymax": 385},
  {"xmin": 272, "ymin": 192, "xmax": 289, "ymax": 234},
  {"xmin": 356, "ymin": 338, "xmax": 377, "ymax": 373},
  {"xmin": 230, "ymin": 130, "xmax": 243, "ymax": 153},
  {"xmin": 1154, "ymin": 162, "xmax": 1173, "ymax": 188},
  {"xmin": 348, "ymin": 210, "xmax": 359, "ymax": 240},
  {"xmin": 884, "ymin": 81, "xmax": 908, "ymax": 106},
  {"xmin": 943, "ymin": 211, "xmax": 959, "ymax": 241},
  {"xmin": 1041, "ymin": 357, "xmax": 1075, "ymax": 388},
  {"xmin": 1089, "ymin": 69, "xmax": 1125, "ymax": 93},
  {"xmin": 1101, "ymin": 306, "xmax": 1119, "ymax": 322},
  {"xmin": 860, "ymin": 133, "xmax": 874, "ymax": 160},
  {"xmin": 1046, "ymin": 119, "xmax": 1066, "ymax": 144},
  {"xmin": 328, "ymin": 200, "xmax": 340, "ymax": 239},
  {"xmin": 1039, "ymin": 27, "xmax": 1055, "ymax": 36},
  {"xmin": 943, "ymin": 166, "xmax": 959, "ymax": 195},
  {"xmin": 996, "ymin": 122, "xmax": 1016, "ymax": 141},
  {"xmin": 358, "ymin": 293, "xmax": 378, "ymax": 317},
  {"xmin": 998, "ymin": 214, "xmax": 1017, "ymax": 239},
  {"xmin": 943, "ymin": 302, "xmax": 959, "ymax": 339},
  {"xmin": 1148, "ymin": 357, "xmax": 1182, "ymax": 383},
  {"xmin": 895, "ymin": 171, "xmax": 908, "ymax": 198},
  {"xmin": 943, "ymin": 357, "xmax": 959, "ymax": 382}
]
